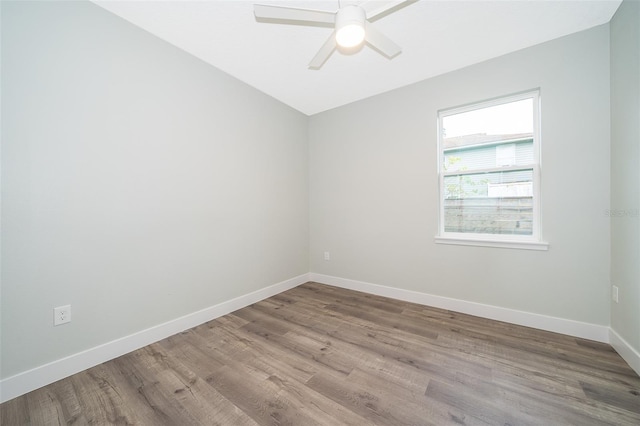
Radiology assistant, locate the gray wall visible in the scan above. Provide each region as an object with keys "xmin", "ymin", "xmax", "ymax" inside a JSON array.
[
  {"xmin": 309, "ymin": 25, "xmax": 611, "ymax": 325},
  {"xmin": 1, "ymin": 1, "xmax": 309, "ymax": 378},
  {"xmin": 610, "ymin": 0, "xmax": 640, "ymax": 355}
]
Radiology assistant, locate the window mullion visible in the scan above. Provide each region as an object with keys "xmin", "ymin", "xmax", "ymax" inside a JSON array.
[{"xmin": 442, "ymin": 164, "xmax": 535, "ymax": 177}]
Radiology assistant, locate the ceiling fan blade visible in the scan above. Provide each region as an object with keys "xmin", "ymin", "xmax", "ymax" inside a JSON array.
[
  {"xmin": 361, "ymin": 0, "xmax": 415, "ymax": 21},
  {"xmin": 254, "ymin": 4, "xmax": 335, "ymax": 25},
  {"xmin": 364, "ymin": 21, "xmax": 401, "ymax": 58},
  {"xmin": 308, "ymin": 32, "xmax": 337, "ymax": 70}
]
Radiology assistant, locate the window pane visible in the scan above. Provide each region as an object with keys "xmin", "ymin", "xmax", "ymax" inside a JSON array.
[
  {"xmin": 442, "ymin": 98, "xmax": 533, "ymax": 139},
  {"xmin": 443, "ymin": 169, "xmax": 533, "ymax": 236},
  {"xmin": 442, "ymin": 98, "xmax": 534, "ymax": 172},
  {"xmin": 443, "ymin": 139, "xmax": 533, "ymax": 172}
]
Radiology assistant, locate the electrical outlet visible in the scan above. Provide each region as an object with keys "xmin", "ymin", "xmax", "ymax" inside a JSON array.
[
  {"xmin": 612, "ymin": 285, "xmax": 619, "ymax": 303},
  {"xmin": 323, "ymin": 251, "xmax": 330, "ymax": 261},
  {"xmin": 54, "ymin": 305, "xmax": 71, "ymax": 326}
]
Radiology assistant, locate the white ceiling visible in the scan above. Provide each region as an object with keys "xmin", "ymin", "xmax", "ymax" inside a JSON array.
[{"xmin": 93, "ymin": 0, "xmax": 621, "ymax": 116}]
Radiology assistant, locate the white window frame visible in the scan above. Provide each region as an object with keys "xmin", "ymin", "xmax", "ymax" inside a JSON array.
[{"xmin": 435, "ymin": 90, "xmax": 548, "ymax": 250}]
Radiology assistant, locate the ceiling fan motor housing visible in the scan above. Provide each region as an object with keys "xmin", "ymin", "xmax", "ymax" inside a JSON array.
[{"xmin": 335, "ymin": 5, "xmax": 366, "ymax": 48}]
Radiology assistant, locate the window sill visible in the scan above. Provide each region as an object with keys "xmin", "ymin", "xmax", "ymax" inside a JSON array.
[{"xmin": 434, "ymin": 236, "xmax": 549, "ymax": 251}]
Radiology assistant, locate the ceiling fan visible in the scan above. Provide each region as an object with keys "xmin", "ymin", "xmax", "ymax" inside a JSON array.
[{"xmin": 254, "ymin": 1, "xmax": 414, "ymax": 69}]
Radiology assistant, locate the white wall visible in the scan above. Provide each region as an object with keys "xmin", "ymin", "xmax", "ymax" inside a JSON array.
[
  {"xmin": 610, "ymin": 0, "xmax": 640, "ymax": 371},
  {"xmin": 1, "ymin": 1, "xmax": 308, "ymax": 380},
  {"xmin": 310, "ymin": 25, "xmax": 611, "ymax": 328}
]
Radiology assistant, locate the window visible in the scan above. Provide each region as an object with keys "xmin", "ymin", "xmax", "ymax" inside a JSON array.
[{"xmin": 436, "ymin": 90, "xmax": 547, "ymax": 250}]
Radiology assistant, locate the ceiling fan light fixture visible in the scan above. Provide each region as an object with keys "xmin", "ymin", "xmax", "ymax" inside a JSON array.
[
  {"xmin": 335, "ymin": 5, "xmax": 366, "ymax": 48},
  {"xmin": 254, "ymin": 1, "xmax": 408, "ymax": 69},
  {"xmin": 336, "ymin": 24, "xmax": 365, "ymax": 48}
]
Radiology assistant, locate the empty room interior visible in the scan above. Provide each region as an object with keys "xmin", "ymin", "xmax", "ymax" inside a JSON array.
[{"xmin": 1, "ymin": 0, "xmax": 639, "ymax": 424}]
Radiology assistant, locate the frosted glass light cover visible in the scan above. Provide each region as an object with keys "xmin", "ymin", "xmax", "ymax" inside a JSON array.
[
  {"xmin": 335, "ymin": 5, "xmax": 366, "ymax": 48},
  {"xmin": 336, "ymin": 24, "xmax": 365, "ymax": 47}
]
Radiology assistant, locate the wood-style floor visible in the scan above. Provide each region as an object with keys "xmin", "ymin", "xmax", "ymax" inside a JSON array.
[{"xmin": 2, "ymin": 282, "xmax": 639, "ymax": 425}]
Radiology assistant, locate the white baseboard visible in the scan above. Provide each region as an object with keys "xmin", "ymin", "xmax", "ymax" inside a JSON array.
[
  {"xmin": 309, "ymin": 273, "xmax": 610, "ymax": 343},
  {"xmin": 610, "ymin": 328, "xmax": 640, "ymax": 376},
  {"xmin": 0, "ymin": 273, "xmax": 310, "ymax": 404},
  {"xmin": 2, "ymin": 272, "xmax": 622, "ymax": 404}
]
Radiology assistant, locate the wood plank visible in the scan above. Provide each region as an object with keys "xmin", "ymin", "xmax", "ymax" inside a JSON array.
[{"xmin": 2, "ymin": 282, "xmax": 639, "ymax": 425}]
